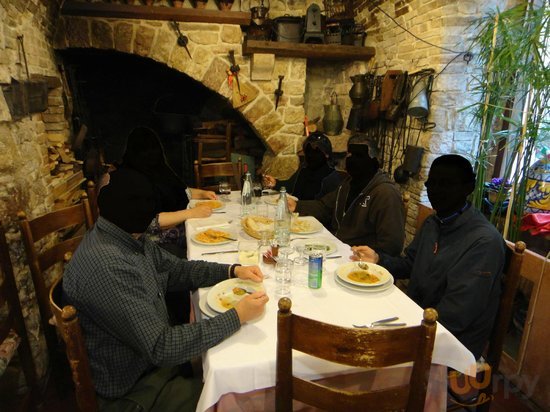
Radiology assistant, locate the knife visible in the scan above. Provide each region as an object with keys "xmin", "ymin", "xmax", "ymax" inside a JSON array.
[
  {"xmin": 326, "ymin": 255, "xmax": 342, "ymax": 259},
  {"xmin": 201, "ymin": 250, "xmax": 238, "ymax": 255}
]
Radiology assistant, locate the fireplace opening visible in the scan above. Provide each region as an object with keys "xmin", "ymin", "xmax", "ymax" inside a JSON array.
[{"xmin": 58, "ymin": 49, "xmax": 266, "ymax": 185}]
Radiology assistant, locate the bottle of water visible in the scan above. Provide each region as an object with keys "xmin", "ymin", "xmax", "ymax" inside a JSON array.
[
  {"xmin": 241, "ymin": 171, "xmax": 253, "ymax": 216},
  {"xmin": 274, "ymin": 187, "xmax": 291, "ymax": 247}
]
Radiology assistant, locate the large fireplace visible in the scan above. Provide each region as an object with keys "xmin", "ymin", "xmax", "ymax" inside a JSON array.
[{"xmin": 60, "ymin": 49, "xmax": 265, "ymax": 183}]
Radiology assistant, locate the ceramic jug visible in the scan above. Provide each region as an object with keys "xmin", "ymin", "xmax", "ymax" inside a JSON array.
[
  {"xmin": 323, "ymin": 92, "xmax": 344, "ymax": 136},
  {"xmin": 349, "ymin": 74, "xmax": 366, "ymax": 105}
]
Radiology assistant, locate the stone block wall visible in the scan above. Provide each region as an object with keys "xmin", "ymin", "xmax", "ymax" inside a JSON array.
[{"xmin": 1, "ymin": 0, "xmax": 67, "ymax": 384}]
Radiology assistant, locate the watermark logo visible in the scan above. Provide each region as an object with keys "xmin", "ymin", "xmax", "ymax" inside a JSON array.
[{"xmin": 448, "ymin": 367, "xmax": 494, "ymax": 407}]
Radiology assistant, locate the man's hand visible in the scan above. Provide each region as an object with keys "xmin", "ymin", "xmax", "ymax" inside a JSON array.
[
  {"xmin": 350, "ymin": 246, "xmax": 379, "ymax": 263},
  {"xmin": 235, "ymin": 291, "xmax": 269, "ymax": 324},
  {"xmin": 262, "ymin": 174, "xmax": 276, "ymax": 189},
  {"xmin": 189, "ymin": 205, "xmax": 213, "ymax": 219},
  {"xmin": 190, "ymin": 188, "xmax": 218, "ymax": 200},
  {"xmin": 234, "ymin": 265, "xmax": 263, "ymax": 282},
  {"xmin": 287, "ymin": 197, "xmax": 297, "ymax": 213}
]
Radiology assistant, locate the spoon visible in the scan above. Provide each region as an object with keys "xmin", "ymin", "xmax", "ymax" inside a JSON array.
[{"xmin": 357, "ymin": 261, "xmax": 369, "ymax": 270}]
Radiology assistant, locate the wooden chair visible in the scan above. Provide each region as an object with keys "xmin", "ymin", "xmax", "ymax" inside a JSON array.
[
  {"xmin": 193, "ymin": 159, "xmax": 242, "ymax": 192},
  {"xmin": 0, "ymin": 221, "xmax": 40, "ymax": 410},
  {"xmin": 17, "ymin": 196, "xmax": 94, "ymax": 388},
  {"xmin": 448, "ymin": 241, "xmax": 526, "ymax": 411},
  {"xmin": 193, "ymin": 120, "xmax": 233, "ymax": 164},
  {"xmin": 49, "ymin": 276, "xmax": 98, "ymax": 412},
  {"xmin": 86, "ymin": 180, "xmax": 98, "ymax": 223},
  {"xmin": 276, "ymin": 298, "xmax": 438, "ymax": 412}
]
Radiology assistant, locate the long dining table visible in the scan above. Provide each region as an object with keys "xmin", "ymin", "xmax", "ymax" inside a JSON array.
[{"xmin": 186, "ymin": 192, "xmax": 476, "ymax": 412}]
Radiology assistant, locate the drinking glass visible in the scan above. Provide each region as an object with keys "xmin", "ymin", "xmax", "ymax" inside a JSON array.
[
  {"xmin": 218, "ymin": 180, "xmax": 231, "ymax": 202},
  {"xmin": 238, "ymin": 240, "xmax": 259, "ymax": 265},
  {"xmin": 275, "ymin": 258, "xmax": 293, "ymax": 297},
  {"xmin": 293, "ymin": 245, "xmax": 307, "ymax": 265},
  {"xmin": 252, "ymin": 179, "xmax": 263, "ymax": 203}
]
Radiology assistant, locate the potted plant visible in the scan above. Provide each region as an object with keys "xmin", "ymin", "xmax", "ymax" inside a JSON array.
[{"xmin": 466, "ymin": 2, "xmax": 550, "ymax": 240}]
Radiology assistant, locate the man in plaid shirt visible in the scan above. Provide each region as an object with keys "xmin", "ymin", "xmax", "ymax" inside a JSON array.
[{"xmin": 63, "ymin": 168, "xmax": 268, "ymax": 411}]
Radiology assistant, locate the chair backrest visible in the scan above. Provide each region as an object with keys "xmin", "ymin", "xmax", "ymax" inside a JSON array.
[
  {"xmin": 194, "ymin": 159, "xmax": 242, "ymax": 192},
  {"xmin": 17, "ymin": 196, "xmax": 94, "ymax": 356},
  {"xmin": 49, "ymin": 276, "xmax": 98, "ymax": 412},
  {"xmin": 486, "ymin": 240, "xmax": 526, "ymax": 369},
  {"xmin": 0, "ymin": 221, "xmax": 39, "ymax": 408},
  {"xmin": 86, "ymin": 180, "xmax": 99, "ymax": 223},
  {"xmin": 276, "ymin": 298, "xmax": 438, "ymax": 412},
  {"xmin": 193, "ymin": 120, "xmax": 232, "ymax": 164}
]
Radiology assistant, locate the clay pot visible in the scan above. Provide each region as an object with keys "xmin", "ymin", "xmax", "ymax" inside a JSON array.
[
  {"xmin": 194, "ymin": 0, "xmax": 208, "ymax": 8},
  {"xmin": 173, "ymin": 0, "xmax": 184, "ymax": 6},
  {"xmin": 218, "ymin": 0, "xmax": 234, "ymax": 10}
]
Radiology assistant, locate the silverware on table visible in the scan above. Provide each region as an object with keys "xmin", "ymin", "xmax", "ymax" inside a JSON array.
[
  {"xmin": 201, "ymin": 250, "xmax": 238, "ymax": 255},
  {"xmin": 326, "ymin": 255, "xmax": 342, "ymax": 259},
  {"xmin": 353, "ymin": 316, "xmax": 406, "ymax": 328}
]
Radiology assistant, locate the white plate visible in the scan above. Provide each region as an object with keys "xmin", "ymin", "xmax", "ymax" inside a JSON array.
[
  {"xmin": 199, "ymin": 294, "xmax": 218, "ymax": 318},
  {"xmin": 263, "ymin": 193, "xmax": 298, "ymax": 205},
  {"xmin": 335, "ymin": 274, "xmax": 394, "ymax": 293},
  {"xmin": 189, "ymin": 199, "xmax": 225, "ymax": 211},
  {"xmin": 291, "ymin": 216, "xmax": 323, "ymax": 235},
  {"xmin": 207, "ymin": 278, "xmax": 265, "ymax": 313},
  {"xmin": 191, "ymin": 229, "xmax": 237, "ymax": 246},
  {"xmin": 292, "ymin": 237, "xmax": 337, "ymax": 255},
  {"xmin": 335, "ymin": 262, "xmax": 392, "ymax": 287}
]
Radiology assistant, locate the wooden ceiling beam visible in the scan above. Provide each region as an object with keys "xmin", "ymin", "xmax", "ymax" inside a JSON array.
[{"xmin": 61, "ymin": 1, "xmax": 251, "ymax": 25}]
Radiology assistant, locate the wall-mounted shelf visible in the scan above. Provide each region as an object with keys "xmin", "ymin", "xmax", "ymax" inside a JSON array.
[
  {"xmin": 242, "ymin": 39, "xmax": 375, "ymax": 61},
  {"xmin": 61, "ymin": 1, "xmax": 251, "ymax": 25}
]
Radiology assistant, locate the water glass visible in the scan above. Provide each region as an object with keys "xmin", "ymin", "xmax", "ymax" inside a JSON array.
[
  {"xmin": 252, "ymin": 179, "xmax": 263, "ymax": 203},
  {"xmin": 275, "ymin": 259, "xmax": 293, "ymax": 297},
  {"xmin": 238, "ymin": 240, "xmax": 259, "ymax": 265},
  {"xmin": 218, "ymin": 180, "xmax": 231, "ymax": 201},
  {"xmin": 293, "ymin": 245, "xmax": 307, "ymax": 265}
]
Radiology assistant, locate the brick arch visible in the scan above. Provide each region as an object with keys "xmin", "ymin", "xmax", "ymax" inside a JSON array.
[{"xmin": 53, "ymin": 15, "xmax": 305, "ymax": 178}]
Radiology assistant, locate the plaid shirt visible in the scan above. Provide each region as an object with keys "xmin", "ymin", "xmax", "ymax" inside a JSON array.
[{"xmin": 63, "ymin": 217, "xmax": 240, "ymax": 398}]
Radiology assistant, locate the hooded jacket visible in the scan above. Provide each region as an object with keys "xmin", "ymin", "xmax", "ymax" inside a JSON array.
[{"xmin": 296, "ymin": 171, "xmax": 405, "ymax": 255}]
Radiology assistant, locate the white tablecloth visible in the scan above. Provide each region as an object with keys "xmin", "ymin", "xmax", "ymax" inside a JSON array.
[{"xmin": 186, "ymin": 192, "xmax": 476, "ymax": 412}]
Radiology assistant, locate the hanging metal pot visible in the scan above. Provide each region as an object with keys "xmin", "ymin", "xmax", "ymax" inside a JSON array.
[{"xmin": 323, "ymin": 92, "xmax": 344, "ymax": 136}]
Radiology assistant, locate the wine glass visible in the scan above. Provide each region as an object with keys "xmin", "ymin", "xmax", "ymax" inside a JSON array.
[{"xmin": 218, "ymin": 180, "xmax": 231, "ymax": 201}]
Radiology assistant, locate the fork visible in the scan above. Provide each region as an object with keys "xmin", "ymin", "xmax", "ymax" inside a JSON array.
[{"xmin": 353, "ymin": 317, "xmax": 406, "ymax": 328}]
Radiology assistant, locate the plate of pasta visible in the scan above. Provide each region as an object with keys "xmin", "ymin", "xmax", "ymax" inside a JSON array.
[
  {"xmin": 206, "ymin": 278, "xmax": 265, "ymax": 313},
  {"xmin": 189, "ymin": 199, "xmax": 225, "ymax": 211},
  {"xmin": 335, "ymin": 262, "xmax": 392, "ymax": 288},
  {"xmin": 192, "ymin": 228, "xmax": 237, "ymax": 246},
  {"xmin": 290, "ymin": 216, "xmax": 323, "ymax": 234}
]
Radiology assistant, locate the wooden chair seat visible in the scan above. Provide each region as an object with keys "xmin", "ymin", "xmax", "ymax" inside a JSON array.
[
  {"xmin": 194, "ymin": 159, "xmax": 242, "ymax": 192},
  {"xmin": 447, "ymin": 241, "xmax": 526, "ymax": 411},
  {"xmin": 276, "ymin": 298, "xmax": 438, "ymax": 412},
  {"xmin": 0, "ymin": 221, "xmax": 40, "ymax": 409},
  {"xmin": 49, "ymin": 276, "xmax": 98, "ymax": 412}
]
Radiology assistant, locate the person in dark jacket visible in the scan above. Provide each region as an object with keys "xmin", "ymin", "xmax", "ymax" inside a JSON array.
[
  {"xmin": 262, "ymin": 132, "xmax": 344, "ymax": 200},
  {"xmin": 287, "ymin": 134, "xmax": 405, "ymax": 256},
  {"xmin": 351, "ymin": 154, "xmax": 506, "ymax": 359}
]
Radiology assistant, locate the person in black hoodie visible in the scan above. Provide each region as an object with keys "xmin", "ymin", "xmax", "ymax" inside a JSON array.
[
  {"xmin": 262, "ymin": 132, "xmax": 343, "ymax": 200},
  {"xmin": 287, "ymin": 134, "xmax": 405, "ymax": 256}
]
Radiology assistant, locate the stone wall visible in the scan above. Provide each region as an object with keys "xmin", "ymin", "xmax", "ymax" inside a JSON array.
[
  {"xmin": 322, "ymin": 0, "xmax": 518, "ymax": 241},
  {"xmin": 0, "ymin": 0, "xmax": 66, "ymax": 385}
]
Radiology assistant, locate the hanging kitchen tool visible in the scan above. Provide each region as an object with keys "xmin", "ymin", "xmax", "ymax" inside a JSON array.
[
  {"xmin": 379, "ymin": 70, "xmax": 403, "ymax": 112},
  {"xmin": 322, "ymin": 92, "xmax": 344, "ymax": 136},
  {"xmin": 231, "ymin": 79, "xmax": 259, "ymax": 109},
  {"xmin": 386, "ymin": 71, "xmax": 408, "ymax": 121},
  {"xmin": 228, "ymin": 50, "xmax": 241, "ymax": 93},
  {"xmin": 170, "ymin": 21, "xmax": 192, "ymax": 59},
  {"xmin": 346, "ymin": 74, "xmax": 366, "ymax": 131},
  {"xmin": 274, "ymin": 75, "xmax": 284, "ymax": 109}
]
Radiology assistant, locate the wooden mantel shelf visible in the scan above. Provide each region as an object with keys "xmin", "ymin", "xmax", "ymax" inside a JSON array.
[
  {"xmin": 61, "ymin": 1, "xmax": 251, "ymax": 25},
  {"xmin": 242, "ymin": 39, "xmax": 375, "ymax": 61}
]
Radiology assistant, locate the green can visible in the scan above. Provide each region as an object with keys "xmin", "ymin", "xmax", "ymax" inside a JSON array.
[{"xmin": 308, "ymin": 253, "xmax": 323, "ymax": 289}]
